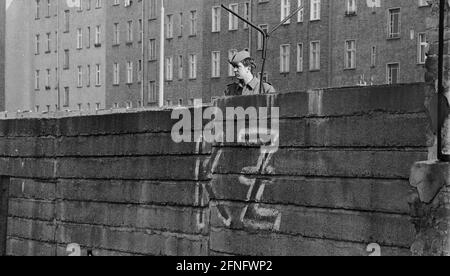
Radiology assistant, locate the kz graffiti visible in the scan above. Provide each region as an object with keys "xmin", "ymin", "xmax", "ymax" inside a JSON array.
[
  {"xmin": 238, "ymin": 128, "xmax": 281, "ymax": 231},
  {"xmin": 196, "ymin": 126, "xmax": 281, "ymax": 231}
]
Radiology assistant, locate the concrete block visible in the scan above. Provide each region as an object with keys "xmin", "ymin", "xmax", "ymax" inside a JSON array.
[
  {"xmin": 58, "ymin": 110, "xmax": 175, "ymax": 136},
  {"xmin": 410, "ymin": 160, "xmax": 450, "ymax": 203},
  {"xmin": 9, "ymin": 178, "xmax": 56, "ymax": 200},
  {"xmin": 57, "ymin": 223, "xmax": 209, "ymax": 256},
  {"xmin": 0, "ymin": 158, "xmax": 56, "ymax": 179},
  {"xmin": 55, "ymin": 133, "xmax": 211, "ymax": 157},
  {"xmin": 409, "ymin": 160, "xmax": 450, "ymax": 256},
  {"xmin": 56, "ymin": 156, "xmax": 208, "ymax": 180},
  {"xmin": 219, "ymin": 113, "xmax": 428, "ymax": 148},
  {"xmin": 209, "ymin": 227, "xmax": 411, "ymax": 256},
  {"xmin": 56, "ymin": 201, "xmax": 208, "ymax": 235},
  {"xmin": 8, "ymin": 198, "xmax": 54, "ymax": 221},
  {"xmin": 209, "ymin": 202, "xmax": 415, "ymax": 248},
  {"xmin": 7, "ymin": 238, "xmax": 55, "ymax": 256},
  {"xmin": 214, "ymin": 148, "xmax": 427, "ymax": 179},
  {"xmin": 278, "ymin": 113, "xmax": 429, "ymax": 148},
  {"xmin": 7, "ymin": 217, "xmax": 55, "ymax": 242},
  {"xmin": 210, "ymin": 175, "xmax": 415, "ymax": 214},
  {"xmin": 217, "ymin": 83, "xmax": 427, "ymax": 118},
  {"xmin": 56, "ymin": 179, "xmax": 205, "ymax": 206},
  {"xmin": 0, "ymin": 137, "xmax": 56, "ymax": 157}
]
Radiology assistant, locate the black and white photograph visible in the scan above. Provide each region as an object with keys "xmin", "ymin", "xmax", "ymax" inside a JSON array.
[{"xmin": 0, "ymin": 0, "xmax": 449, "ymax": 260}]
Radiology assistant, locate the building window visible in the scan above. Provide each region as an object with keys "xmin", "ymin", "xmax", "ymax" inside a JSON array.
[
  {"xmin": 64, "ymin": 10, "xmax": 70, "ymax": 32},
  {"xmin": 35, "ymin": 34, "xmax": 40, "ymax": 54},
  {"xmin": 310, "ymin": 41, "xmax": 320, "ymax": 70},
  {"xmin": 114, "ymin": 23, "xmax": 120, "ymax": 45},
  {"xmin": 148, "ymin": 81, "xmax": 157, "ymax": 103},
  {"xmin": 388, "ymin": 8, "xmax": 400, "ymax": 39},
  {"xmin": 77, "ymin": 66, "xmax": 83, "ymax": 87},
  {"xmin": 149, "ymin": 39, "xmax": 156, "ymax": 60},
  {"xmin": 77, "ymin": 28, "xmax": 83, "ymax": 49},
  {"xmin": 46, "ymin": 33, "xmax": 51, "ymax": 53},
  {"xmin": 212, "ymin": 51, "xmax": 221, "ymax": 78},
  {"xmin": 281, "ymin": 0, "xmax": 291, "ymax": 24},
  {"xmin": 280, "ymin": 44, "xmax": 291, "ymax": 73},
  {"xmin": 345, "ymin": 40, "xmax": 356, "ymax": 69},
  {"xmin": 87, "ymin": 65, "xmax": 91, "ymax": 87},
  {"xmin": 35, "ymin": 70, "xmax": 40, "ymax": 90},
  {"xmin": 166, "ymin": 57, "xmax": 173, "ymax": 81},
  {"xmin": 189, "ymin": 54, "xmax": 197, "ymax": 79},
  {"xmin": 387, "ymin": 63, "xmax": 400, "ymax": 84},
  {"xmin": 166, "ymin": 15, "xmax": 173, "ymax": 38},
  {"xmin": 298, "ymin": 0, "xmax": 304, "ymax": 22},
  {"xmin": 55, "ymin": 31, "xmax": 58, "ymax": 52},
  {"xmin": 310, "ymin": 0, "xmax": 321, "ymax": 21},
  {"xmin": 127, "ymin": 61, "xmax": 133, "ymax": 84},
  {"xmin": 86, "ymin": 27, "xmax": 91, "ymax": 48},
  {"xmin": 138, "ymin": 19, "xmax": 143, "ymax": 42},
  {"xmin": 138, "ymin": 60, "xmax": 142, "ymax": 82},
  {"xmin": 63, "ymin": 87, "xmax": 69, "ymax": 107},
  {"xmin": 127, "ymin": 20, "xmax": 133, "ymax": 42},
  {"xmin": 95, "ymin": 25, "xmax": 101, "ymax": 46},
  {"xmin": 64, "ymin": 50, "xmax": 69, "ymax": 69},
  {"xmin": 297, "ymin": 43, "xmax": 303, "ymax": 72},
  {"xmin": 36, "ymin": 0, "xmax": 41, "ymax": 19},
  {"xmin": 212, "ymin": 6, "xmax": 221, "ymax": 32},
  {"xmin": 46, "ymin": 69, "xmax": 51, "ymax": 90},
  {"xmin": 95, "ymin": 64, "xmax": 101, "ymax": 86},
  {"xmin": 243, "ymin": 2, "xmax": 250, "ymax": 29},
  {"xmin": 229, "ymin": 4, "xmax": 238, "ymax": 30},
  {"xmin": 190, "ymin": 11, "xmax": 197, "ymax": 36},
  {"xmin": 257, "ymin": 24, "xmax": 268, "ymax": 50},
  {"xmin": 113, "ymin": 63, "xmax": 120, "ymax": 85},
  {"xmin": 418, "ymin": 33, "xmax": 427, "ymax": 64},
  {"xmin": 178, "ymin": 55, "xmax": 183, "ymax": 79},
  {"xmin": 371, "ymin": 46, "xmax": 377, "ymax": 67},
  {"xmin": 346, "ymin": 0, "xmax": 357, "ymax": 15},
  {"xmin": 149, "ymin": 0, "xmax": 157, "ymax": 18},
  {"xmin": 55, "ymin": 68, "xmax": 59, "ymax": 90}
]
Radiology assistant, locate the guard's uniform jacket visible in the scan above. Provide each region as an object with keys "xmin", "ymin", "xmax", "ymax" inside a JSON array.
[{"xmin": 224, "ymin": 77, "xmax": 276, "ymax": 96}]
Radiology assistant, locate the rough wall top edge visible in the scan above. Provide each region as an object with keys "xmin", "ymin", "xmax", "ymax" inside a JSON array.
[{"xmin": 0, "ymin": 83, "xmax": 428, "ymax": 137}]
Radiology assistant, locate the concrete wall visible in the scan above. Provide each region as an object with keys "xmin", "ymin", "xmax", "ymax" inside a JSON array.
[{"xmin": 0, "ymin": 83, "xmax": 430, "ymax": 256}]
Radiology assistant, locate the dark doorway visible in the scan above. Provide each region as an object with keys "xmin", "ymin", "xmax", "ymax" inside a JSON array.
[{"xmin": 0, "ymin": 177, "xmax": 9, "ymax": 256}]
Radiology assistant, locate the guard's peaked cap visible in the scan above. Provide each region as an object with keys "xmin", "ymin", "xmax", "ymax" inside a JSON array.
[{"xmin": 229, "ymin": 50, "xmax": 251, "ymax": 66}]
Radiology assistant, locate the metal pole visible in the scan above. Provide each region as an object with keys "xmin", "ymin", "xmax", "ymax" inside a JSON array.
[
  {"xmin": 141, "ymin": 0, "xmax": 145, "ymax": 107},
  {"xmin": 438, "ymin": 0, "xmax": 446, "ymax": 161},
  {"xmin": 159, "ymin": 0, "xmax": 165, "ymax": 107},
  {"xmin": 56, "ymin": 0, "xmax": 60, "ymax": 111},
  {"xmin": 248, "ymin": 0, "xmax": 253, "ymax": 56}
]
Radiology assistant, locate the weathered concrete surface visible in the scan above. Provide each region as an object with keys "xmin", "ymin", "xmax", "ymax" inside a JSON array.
[
  {"xmin": 410, "ymin": 161, "xmax": 450, "ymax": 256},
  {"xmin": 0, "ymin": 83, "xmax": 430, "ymax": 256}
]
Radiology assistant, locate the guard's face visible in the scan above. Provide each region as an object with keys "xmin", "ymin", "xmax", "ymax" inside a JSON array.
[{"xmin": 233, "ymin": 62, "xmax": 251, "ymax": 80}]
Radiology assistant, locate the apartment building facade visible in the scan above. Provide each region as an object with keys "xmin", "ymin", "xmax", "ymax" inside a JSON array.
[
  {"xmin": 194, "ymin": 0, "xmax": 430, "ymax": 103},
  {"xmin": 5, "ymin": 0, "xmax": 430, "ymax": 112},
  {"xmin": 6, "ymin": 0, "xmax": 34, "ymax": 113}
]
